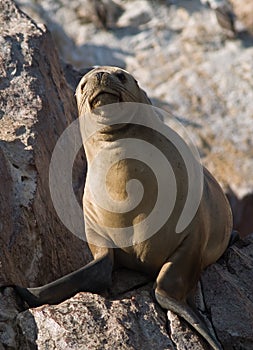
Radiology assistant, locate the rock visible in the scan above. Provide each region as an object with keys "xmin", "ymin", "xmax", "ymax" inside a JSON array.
[
  {"xmin": 2, "ymin": 236, "xmax": 252, "ymax": 350},
  {"xmin": 227, "ymin": 192, "xmax": 253, "ymax": 237},
  {"xmin": 200, "ymin": 0, "xmax": 236, "ymax": 37},
  {"xmin": 201, "ymin": 234, "xmax": 253, "ymax": 349},
  {"xmin": 17, "ymin": 290, "xmax": 174, "ymax": 350},
  {"xmin": 230, "ymin": 0, "xmax": 253, "ymax": 34},
  {"xmin": 168, "ymin": 311, "xmax": 208, "ymax": 350},
  {"xmin": 1, "ymin": 0, "xmax": 253, "ymax": 349},
  {"xmin": 76, "ymin": 0, "xmax": 124, "ymax": 29},
  {"xmin": 0, "ymin": 0, "xmax": 91, "ymax": 288},
  {"xmin": 0, "ymin": 288, "xmax": 23, "ymax": 349},
  {"xmin": 15, "ymin": 0, "xmax": 127, "ymax": 68},
  {"xmin": 117, "ymin": 1, "xmax": 153, "ymax": 28},
  {"xmin": 60, "ymin": 62, "xmax": 94, "ymax": 92}
]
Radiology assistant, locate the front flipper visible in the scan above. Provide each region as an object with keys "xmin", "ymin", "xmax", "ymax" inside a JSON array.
[
  {"xmin": 155, "ymin": 291, "xmax": 222, "ymax": 350},
  {"xmin": 15, "ymin": 252, "xmax": 113, "ymax": 308}
]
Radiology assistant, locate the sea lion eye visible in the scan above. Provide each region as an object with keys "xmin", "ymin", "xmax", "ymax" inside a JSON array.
[{"xmin": 115, "ymin": 72, "xmax": 127, "ymax": 83}]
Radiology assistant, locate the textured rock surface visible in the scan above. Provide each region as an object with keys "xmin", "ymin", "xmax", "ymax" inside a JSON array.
[
  {"xmin": 17, "ymin": 290, "xmax": 173, "ymax": 350},
  {"xmin": 1, "ymin": 0, "xmax": 253, "ymax": 349},
  {"xmin": 0, "ymin": 0, "xmax": 90, "ymax": 288},
  {"xmin": 0, "ymin": 288, "xmax": 23, "ymax": 349},
  {"xmin": 202, "ymin": 234, "xmax": 253, "ymax": 349},
  {"xmin": 1, "ymin": 236, "xmax": 252, "ymax": 349}
]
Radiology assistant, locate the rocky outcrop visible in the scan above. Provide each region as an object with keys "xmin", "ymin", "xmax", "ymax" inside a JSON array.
[
  {"xmin": 17, "ymin": 290, "xmax": 173, "ymax": 349},
  {"xmin": 1, "ymin": 0, "xmax": 253, "ymax": 349},
  {"xmin": 202, "ymin": 235, "xmax": 253, "ymax": 349},
  {"xmin": 1, "ymin": 236, "xmax": 253, "ymax": 349},
  {"xmin": 0, "ymin": 0, "xmax": 90, "ymax": 289}
]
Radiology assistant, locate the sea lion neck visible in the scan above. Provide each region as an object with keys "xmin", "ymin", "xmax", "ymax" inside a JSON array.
[{"xmin": 83, "ymin": 123, "xmax": 135, "ymax": 163}]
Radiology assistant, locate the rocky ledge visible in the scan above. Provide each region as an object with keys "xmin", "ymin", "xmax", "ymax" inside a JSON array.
[{"xmin": 1, "ymin": 0, "xmax": 253, "ymax": 349}]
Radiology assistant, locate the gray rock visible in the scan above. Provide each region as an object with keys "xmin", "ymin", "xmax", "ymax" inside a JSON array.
[
  {"xmin": 0, "ymin": 287, "xmax": 23, "ymax": 349},
  {"xmin": 2, "ymin": 236, "xmax": 252, "ymax": 350},
  {"xmin": 0, "ymin": 0, "xmax": 91, "ymax": 289},
  {"xmin": 201, "ymin": 235, "xmax": 253, "ymax": 349},
  {"xmin": 76, "ymin": 0, "xmax": 124, "ymax": 29},
  {"xmin": 117, "ymin": 1, "xmax": 153, "ymax": 28},
  {"xmin": 168, "ymin": 311, "xmax": 208, "ymax": 350},
  {"xmin": 17, "ymin": 291, "xmax": 174, "ymax": 350},
  {"xmin": 200, "ymin": 0, "xmax": 236, "ymax": 37}
]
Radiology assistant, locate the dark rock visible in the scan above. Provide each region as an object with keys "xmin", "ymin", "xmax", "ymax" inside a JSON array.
[
  {"xmin": 0, "ymin": 287, "xmax": 24, "ymax": 349},
  {"xmin": 201, "ymin": 234, "xmax": 253, "ymax": 349}
]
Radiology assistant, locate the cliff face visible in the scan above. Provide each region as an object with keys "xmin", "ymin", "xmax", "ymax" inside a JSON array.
[
  {"xmin": 0, "ymin": 0, "xmax": 90, "ymax": 288},
  {"xmin": 1, "ymin": 0, "xmax": 253, "ymax": 349}
]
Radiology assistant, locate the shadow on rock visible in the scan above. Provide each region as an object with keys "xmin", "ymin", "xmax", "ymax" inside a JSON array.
[
  {"xmin": 0, "ymin": 287, "xmax": 39, "ymax": 349},
  {"xmin": 227, "ymin": 191, "xmax": 253, "ymax": 238}
]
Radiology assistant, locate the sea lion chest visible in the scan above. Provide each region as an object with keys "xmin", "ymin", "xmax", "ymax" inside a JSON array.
[{"xmin": 83, "ymin": 132, "xmax": 188, "ymax": 274}]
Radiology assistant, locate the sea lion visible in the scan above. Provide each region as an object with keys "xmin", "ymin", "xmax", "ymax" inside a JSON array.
[{"xmin": 15, "ymin": 66, "xmax": 233, "ymax": 350}]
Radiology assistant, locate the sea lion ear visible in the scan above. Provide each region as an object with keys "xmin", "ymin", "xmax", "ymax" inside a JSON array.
[
  {"xmin": 140, "ymin": 88, "xmax": 152, "ymax": 105},
  {"xmin": 133, "ymin": 78, "xmax": 152, "ymax": 105},
  {"xmin": 76, "ymin": 66, "xmax": 100, "ymax": 94}
]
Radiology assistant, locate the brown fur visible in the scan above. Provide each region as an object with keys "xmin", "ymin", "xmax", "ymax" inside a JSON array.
[
  {"xmin": 77, "ymin": 67, "xmax": 232, "ymax": 350},
  {"xmin": 16, "ymin": 66, "xmax": 232, "ymax": 350}
]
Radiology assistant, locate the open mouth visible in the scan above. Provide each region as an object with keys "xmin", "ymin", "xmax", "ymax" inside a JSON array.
[{"xmin": 90, "ymin": 91, "xmax": 121, "ymax": 109}]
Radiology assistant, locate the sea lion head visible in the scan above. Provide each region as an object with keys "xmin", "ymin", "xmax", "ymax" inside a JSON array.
[{"xmin": 76, "ymin": 66, "xmax": 151, "ymax": 116}]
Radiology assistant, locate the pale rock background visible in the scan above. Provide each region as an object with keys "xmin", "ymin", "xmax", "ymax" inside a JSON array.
[{"xmin": 1, "ymin": 0, "xmax": 253, "ymax": 349}]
